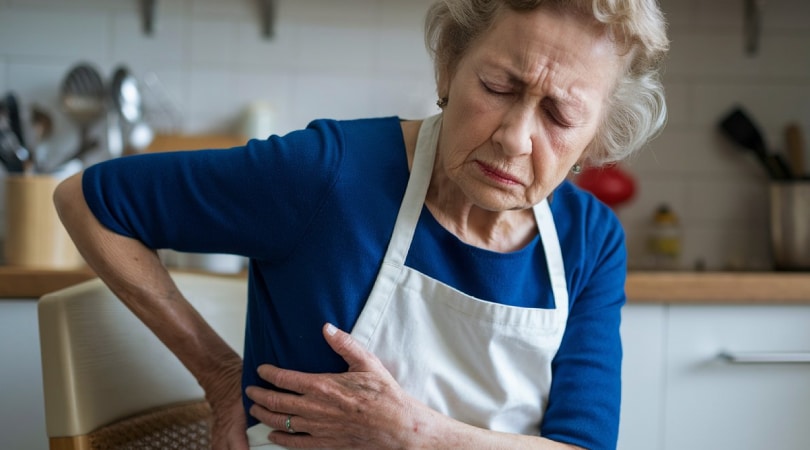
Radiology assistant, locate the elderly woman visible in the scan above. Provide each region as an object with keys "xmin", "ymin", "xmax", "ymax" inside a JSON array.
[{"xmin": 55, "ymin": 0, "xmax": 668, "ymax": 449}]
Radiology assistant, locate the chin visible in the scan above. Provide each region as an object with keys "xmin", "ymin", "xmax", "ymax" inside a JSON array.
[
  {"xmin": 453, "ymin": 174, "xmax": 533, "ymax": 211},
  {"xmin": 470, "ymin": 191, "xmax": 529, "ymax": 212}
]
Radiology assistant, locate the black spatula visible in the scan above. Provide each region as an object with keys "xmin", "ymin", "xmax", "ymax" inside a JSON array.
[{"xmin": 718, "ymin": 107, "xmax": 793, "ymax": 180}]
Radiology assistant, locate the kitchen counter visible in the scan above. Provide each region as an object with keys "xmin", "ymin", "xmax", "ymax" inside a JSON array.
[
  {"xmin": 0, "ymin": 265, "xmax": 96, "ymax": 298},
  {"xmin": 0, "ymin": 265, "xmax": 245, "ymax": 298},
  {"xmin": 625, "ymin": 271, "xmax": 810, "ymax": 304},
  {"xmin": 2, "ymin": 265, "xmax": 810, "ymax": 303}
]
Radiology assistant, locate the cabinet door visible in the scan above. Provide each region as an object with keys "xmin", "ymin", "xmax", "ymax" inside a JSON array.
[
  {"xmin": 664, "ymin": 306, "xmax": 810, "ymax": 450},
  {"xmin": 0, "ymin": 300, "xmax": 48, "ymax": 450},
  {"xmin": 618, "ymin": 304, "xmax": 666, "ymax": 450}
]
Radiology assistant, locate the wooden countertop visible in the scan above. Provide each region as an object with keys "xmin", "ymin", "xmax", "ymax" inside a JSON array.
[
  {"xmin": 625, "ymin": 271, "xmax": 810, "ymax": 304},
  {"xmin": 2, "ymin": 266, "xmax": 810, "ymax": 304},
  {"xmin": 0, "ymin": 265, "xmax": 97, "ymax": 299}
]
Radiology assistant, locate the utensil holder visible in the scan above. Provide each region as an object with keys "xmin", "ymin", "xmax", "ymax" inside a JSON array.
[
  {"xmin": 770, "ymin": 180, "xmax": 810, "ymax": 270},
  {"xmin": 4, "ymin": 175, "xmax": 85, "ymax": 269}
]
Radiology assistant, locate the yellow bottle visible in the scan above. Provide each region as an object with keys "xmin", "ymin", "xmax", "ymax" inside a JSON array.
[{"xmin": 647, "ymin": 204, "xmax": 682, "ymax": 270}]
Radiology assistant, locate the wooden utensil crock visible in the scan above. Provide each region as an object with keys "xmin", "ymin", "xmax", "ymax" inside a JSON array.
[{"xmin": 4, "ymin": 174, "xmax": 84, "ymax": 269}]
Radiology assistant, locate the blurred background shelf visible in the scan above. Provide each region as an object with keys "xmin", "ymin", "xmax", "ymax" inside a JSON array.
[{"xmin": 145, "ymin": 134, "xmax": 247, "ymax": 153}]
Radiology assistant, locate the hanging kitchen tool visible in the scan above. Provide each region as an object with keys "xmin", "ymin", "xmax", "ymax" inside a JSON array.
[
  {"xmin": 718, "ymin": 107, "xmax": 793, "ymax": 180},
  {"xmin": 111, "ymin": 66, "xmax": 142, "ymax": 126},
  {"xmin": 141, "ymin": 0, "xmax": 156, "ymax": 35},
  {"xmin": 109, "ymin": 66, "xmax": 132, "ymax": 158},
  {"xmin": 110, "ymin": 66, "xmax": 153, "ymax": 155},
  {"xmin": 743, "ymin": 0, "xmax": 761, "ymax": 56},
  {"xmin": 259, "ymin": 0, "xmax": 277, "ymax": 38},
  {"xmin": 60, "ymin": 63, "xmax": 106, "ymax": 164}
]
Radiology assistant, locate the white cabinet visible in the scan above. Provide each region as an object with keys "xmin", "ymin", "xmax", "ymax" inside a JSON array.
[
  {"xmin": 0, "ymin": 300, "xmax": 48, "ymax": 450},
  {"xmin": 4, "ymin": 298, "xmax": 809, "ymax": 450},
  {"xmin": 619, "ymin": 304, "xmax": 810, "ymax": 450},
  {"xmin": 664, "ymin": 306, "xmax": 810, "ymax": 450},
  {"xmin": 619, "ymin": 304, "xmax": 666, "ymax": 450}
]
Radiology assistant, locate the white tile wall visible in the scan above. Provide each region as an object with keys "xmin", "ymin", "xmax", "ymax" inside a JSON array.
[
  {"xmin": 1, "ymin": 0, "xmax": 809, "ymax": 271},
  {"xmin": 619, "ymin": 0, "xmax": 810, "ymax": 271}
]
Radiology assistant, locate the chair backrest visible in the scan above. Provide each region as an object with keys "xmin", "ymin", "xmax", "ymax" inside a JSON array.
[{"xmin": 38, "ymin": 272, "xmax": 247, "ymax": 449}]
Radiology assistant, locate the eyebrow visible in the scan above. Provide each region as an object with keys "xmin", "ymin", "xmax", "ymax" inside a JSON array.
[
  {"xmin": 487, "ymin": 62, "xmax": 591, "ymax": 114},
  {"xmin": 550, "ymin": 87, "xmax": 589, "ymax": 116}
]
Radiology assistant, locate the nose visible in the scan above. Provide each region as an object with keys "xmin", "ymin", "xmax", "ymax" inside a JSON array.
[{"xmin": 492, "ymin": 105, "xmax": 536, "ymax": 157}]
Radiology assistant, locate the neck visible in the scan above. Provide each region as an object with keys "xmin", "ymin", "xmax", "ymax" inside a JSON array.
[{"xmin": 425, "ymin": 170, "xmax": 537, "ymax": 253}]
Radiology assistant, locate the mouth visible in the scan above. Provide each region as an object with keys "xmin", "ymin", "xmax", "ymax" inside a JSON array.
[{"xmin": 475, "ymin": 161, "xmax": 523, "ymax": 186}]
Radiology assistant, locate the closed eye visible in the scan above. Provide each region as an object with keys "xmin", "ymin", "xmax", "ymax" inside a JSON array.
[
  {"xmin": 481, "ymin": 80, "xmax": 510, "ymax": 96},
  {"xmin": 541, "ymin": 100, "xmax": 574, "ymax": 128}
]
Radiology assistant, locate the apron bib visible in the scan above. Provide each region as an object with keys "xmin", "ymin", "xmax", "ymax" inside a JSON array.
[{"xmin": 248, "ymin": 114, "xmax": 569, "ymax": 447}]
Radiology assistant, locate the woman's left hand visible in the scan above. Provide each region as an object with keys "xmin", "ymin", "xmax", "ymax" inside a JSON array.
[{"xmin": 245, "ymin": 323, "xmax": 431, "ymax": 449}]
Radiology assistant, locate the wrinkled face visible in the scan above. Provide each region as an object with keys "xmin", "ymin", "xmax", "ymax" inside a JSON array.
[{"xmin": 437, "ymin": 7, "xmax": 624, "ymax": 210}]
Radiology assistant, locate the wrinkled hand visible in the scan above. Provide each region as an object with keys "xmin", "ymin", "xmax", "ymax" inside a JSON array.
[
  {"xmin": 203, "ymin": 360, "xmax": 249, "ymax": 450},
  {"xmin": 245, "ymin": 323, "xmax": 428, "ymax": 449}
]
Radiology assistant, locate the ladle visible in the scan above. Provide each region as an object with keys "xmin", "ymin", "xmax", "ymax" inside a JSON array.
[
  {"xmin": 111, "ymin": 66, "xmax": 153, "ymax": 154},
  {"xmin": 60, "ymin": 63, "xmax": 106, "ymax": 161}
]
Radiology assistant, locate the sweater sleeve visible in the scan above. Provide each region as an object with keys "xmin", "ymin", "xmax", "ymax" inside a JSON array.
[
  {"xmin": 82, "ymin": 120, "xmax": 345, "ymax": 261},
  {"xmin": 540, "ymin": 185, "xmax": 626, "ymax": 450}
]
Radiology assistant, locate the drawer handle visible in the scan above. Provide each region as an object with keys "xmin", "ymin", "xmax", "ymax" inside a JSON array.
[{"xmin": 719, "ymin": 351, "xmax": 810, "ymax": 364}]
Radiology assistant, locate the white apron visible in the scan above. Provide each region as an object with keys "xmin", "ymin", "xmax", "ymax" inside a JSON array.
[{"xmin": 248, "ymin": 114, "xmax": 569, "ymax": 447}]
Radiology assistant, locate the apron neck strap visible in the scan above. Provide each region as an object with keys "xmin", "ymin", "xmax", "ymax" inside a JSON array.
[
  {"xmin": 386, "ymin": 114, "xmax": 569, "ymax": 313},
  {"xmin": 383, "ymin": 114, "xmax": 441, "ymax": 266}
]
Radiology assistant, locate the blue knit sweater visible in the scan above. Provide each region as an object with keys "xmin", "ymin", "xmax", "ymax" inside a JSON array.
[{"xmin": 84, "ymin": 116, "xmax": 626, "ymax": 450}]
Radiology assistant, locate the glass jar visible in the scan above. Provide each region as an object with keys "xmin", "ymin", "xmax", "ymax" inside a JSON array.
[{"xmin": 647, "ymin": 204, "xmax": 682, "ymax": 270}]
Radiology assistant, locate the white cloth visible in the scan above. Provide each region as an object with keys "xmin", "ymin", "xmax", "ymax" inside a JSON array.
[{"xmin": 248, "ymin": 114, "xmax": 569, "ymax": 447}]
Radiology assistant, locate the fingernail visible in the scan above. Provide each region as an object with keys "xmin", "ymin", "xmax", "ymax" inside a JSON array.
[{"xmin": 326, "ymin": 323, "xmax": 338, "ymax": 336}]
